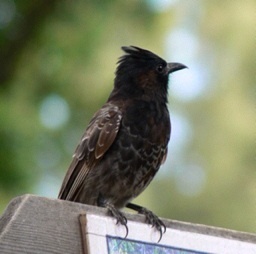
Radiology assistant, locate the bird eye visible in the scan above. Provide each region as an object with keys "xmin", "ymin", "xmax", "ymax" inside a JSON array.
[{"xmin": 156, "ymin": 64, "xmax": 164, "ymax": 73}]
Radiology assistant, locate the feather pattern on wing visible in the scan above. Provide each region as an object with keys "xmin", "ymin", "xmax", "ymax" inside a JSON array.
[{"xmin": 58, "ymin": 103, "xmax": 122, "ymax": 200}]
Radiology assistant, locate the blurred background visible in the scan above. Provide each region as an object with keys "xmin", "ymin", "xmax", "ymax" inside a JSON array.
[{"xmin": 0, "ymin": 0, "xmax": 255, "ymax": 233}]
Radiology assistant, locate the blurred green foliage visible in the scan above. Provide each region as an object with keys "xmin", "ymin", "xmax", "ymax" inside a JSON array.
[{"xmin": 0, "ymin": 0, "xmax": 255, "ymax": 234}]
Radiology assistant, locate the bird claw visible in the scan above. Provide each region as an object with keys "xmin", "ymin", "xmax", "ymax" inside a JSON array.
[
  {"xmin": 138, "ymin": 207, "xmax": 166, "ymax": 242},
  {"xmin": 106, "ymin": 204, "xmax": 129, "ymax": 238}
]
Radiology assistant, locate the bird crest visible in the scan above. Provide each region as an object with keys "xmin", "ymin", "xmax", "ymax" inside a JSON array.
[{"xmin": 119, "ymin": 46, "xmax": 164, "ymax": 63}]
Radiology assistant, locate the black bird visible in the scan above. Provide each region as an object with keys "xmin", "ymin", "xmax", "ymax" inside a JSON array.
[{"xmin": 58, "ymin": 46, "xmax": 187, "ymax": 241}]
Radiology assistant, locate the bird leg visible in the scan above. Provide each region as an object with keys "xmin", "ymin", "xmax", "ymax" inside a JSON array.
[
  {"xmin": 126, "ymin": 203, "xmax": 166, "ymax": 242},
  {"xmin": 105, "ymin": 203, "xmax": 129, "ymax": 237},
  {"xmin": 97, "ymin": 194, "xmax": 129, "ymax": 238}
]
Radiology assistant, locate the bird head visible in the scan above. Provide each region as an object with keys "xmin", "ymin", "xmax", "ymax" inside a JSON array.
[{"xmin": 112, "ymin": 46, "xmax": 187, "ymax": 102}]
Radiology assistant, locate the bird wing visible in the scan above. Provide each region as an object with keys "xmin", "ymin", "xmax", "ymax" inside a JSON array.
[
  {"xmin": 161, "ymin": 147, "xmax": 168, "ymax": 165},
  {"xmin": 58, "ymin": 103, "xmax": 122, "ymax": 200}
]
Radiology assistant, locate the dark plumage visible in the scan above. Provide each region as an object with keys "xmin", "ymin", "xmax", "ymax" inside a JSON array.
[{"xmin": 58, "ymin": 46, "xmax": 187, "ymax": 241}]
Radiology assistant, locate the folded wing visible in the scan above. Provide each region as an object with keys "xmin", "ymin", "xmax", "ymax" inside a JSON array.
[{"xmin": 58, "ymin": 103, "xmax": 122, "ymax": 200}]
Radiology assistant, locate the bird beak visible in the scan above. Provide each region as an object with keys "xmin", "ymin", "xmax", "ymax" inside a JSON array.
[{"xmin": 167, "ymin": 62, "xmax": 188, "ymax": 74}]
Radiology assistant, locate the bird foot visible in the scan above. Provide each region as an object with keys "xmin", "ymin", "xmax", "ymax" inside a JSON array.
[
  {"xmin": 138, "ymin": 207, "xmax": 166, "ymax": 242},
  {"xmin": 126, "ymin": 203, "xmax": 166, "ymax": 242},
  {"xmin": 106, "ymin": 203, "xmax": 129, "ymax": 238}
]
